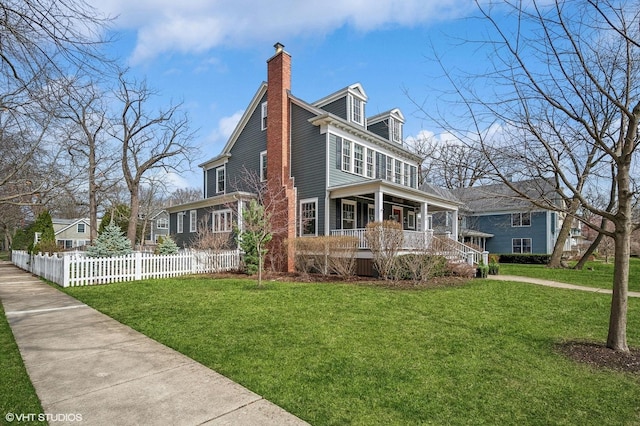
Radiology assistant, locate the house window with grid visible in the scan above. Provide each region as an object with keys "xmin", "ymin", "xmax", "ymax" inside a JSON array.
[
  {"xmin": 260, "ymin": 151, "xmax": 267, "ymax": 181},
  {"xmin": 261, "ymin": 101, "xmax": 267, "ymax": 130},
  {"xmin": 391, "ymin": 118, "xmax": 402, "ymax": 143},
  {"xmin": 512, "ymin": 238, "xmax": 532, "ymax": 253},
  {"xmin": 403, "ymin": 163, "xmax": 411, "ymax": 186},
  {"xmin": 386, "ymin": 156, "xmax": 393, "ymax": 181},
  {"xmin": 77, "ymin": 223, "xmax": 85, "ymax": 233},
  {"xmin": 342, "ymin": 139, "xmax": 352, "ymax": 172},
  {"xmin": 300, "ymin": 198, "xmax": 318, "ymax": 236},
  {"xmin": 353, "ymin": 143, "xmax": 364, "ymax": 175},
  {"xmin": 342, "ymin": 200, "xmax": 356, "ymax": 229},
  {"xmin": 177, "ymin": 213, "xmax": 184, "ymax": 233},
  {"xmin": 216, "ymin": 166, "xmax": 225, "ymax": 194},
  {"xmin": 512, "ymin": 212, "xmax": 531, "ymax": 227},
  {"xmin": 366, "ymin": 148, "xmax": 374, "ymax": 178},
  {"xmin": 350, "ymin": 95, "xmax": 364, "ymax": 125},
  {"xmin": 157, "ymin": 218, "xmax": 168, "ymax": 229},
  {"xmin": 212, "ymin": 210, "xmax": 232, "ymax": 232},
  {"xmin": 190, "ymin": 210, "xmax": 197, "ymax": 232},
  {"xmin": 394, "ymin": 159, "xmax": 402, "ymax": 183}
]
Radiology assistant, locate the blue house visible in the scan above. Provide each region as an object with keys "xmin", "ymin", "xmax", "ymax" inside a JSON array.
[
  {"xmin": 453, "ymin": 178, "xmax": 575, "ymax": 254},
  {"xmin": 167, "ymin": 43, "xmax": 480, "ymax": 272}
]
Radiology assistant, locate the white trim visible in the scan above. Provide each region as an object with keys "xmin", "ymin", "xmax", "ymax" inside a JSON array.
[
  {"xmin": 212, "ymin": 209, "xmax": 233, "ymax": 233},
  {"xmin": 261, "ymin": 101, "xmax": 268, "ymax": 130},
  {"xmin": 189, "ymin": 210, "xmax": 197, "ymax": 233},
  {"xmin": 512, "ymin": 237, "xmax": 532, "ymax": 253},
  {"xmin": 407, "ymin": 210, "xmax": 416, "ymax": 230},
  {"xmin": 260, "ymin": 150, "xmax": 267, "ymax": 181},
  {"xmin": 216, "ymin": 166, "xmax": 226, "ymax": 194},
  {"xmin": 177, "ymin": 212, "xmax": 184, "ymax": 234},
  {"xmin": 299, "ymin": 198, "xmax": 318, "ymax": 236}
]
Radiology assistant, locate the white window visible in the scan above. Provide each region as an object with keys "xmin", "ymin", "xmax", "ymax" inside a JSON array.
[
  {"xmin": 350, "ymin": 95, "xmax": 364, "ymax": 125},
  {"xmin": 513, "ymin": 238, "xmax": 532, "ymax": 253},
  {"xmin": 367, "ymin": 204, "xmax": 376, "ymax": 224},
  {"xmin": 157, "ymin": 218, "xmax": 168, "ymax": 229},
  {"xmin": 407, "ymin": 211, "xmax": 416, "ymax": 229},
  {"xmin": 261, "ymin": 101, "xmax": 268, "ymax": 130},
  {"xmin": 403, "ymin": 164, "xmax": 410, "ymax": 187},
  {"xmin": 189, "ymin": 210, "xmax": 197, "ymax": 233},
  {"xmin": 342, "ymin": 200, "xmax": 356, "ymax": 229},
  {"xmin": 512, "ymin": 212, "xmax": 531, "ymax": 227},
  {"xmin": 216, "ymin": 166, "xmax": 225, "ymax": 194},
  {"xmin": 366, "ymin": 148, "xmax": 375, "ymax": 178},
  {"xmin": 212, "ymin": 210, "xmax": 232, "ymax": 233},
  {"xmin": 353, "ymin": 143, "xmax": 364, "ymax": 175},
  {"xmin": 391, "ymin": 118, "xmax": 402, "ymax": 143},
  {"xmin": 260, "ymin": 150, "xmax": 267, "ymax": 181},
  {"xmin": 77, "ymin": 223, "xmax": 85, "ymax": 233},
  {"xmin": 409, "ymin": 165, "xmax": 417, "ymax": 188},
  {"xmin": 300, "ymin": 198, "xmax": 318, "ymax": 236},
  {"xmin": 342, "ymin": 139, "xmax": 352, "ymax": 172},
  {"xmin": 386, "ymin": 157, "xmax": 393, "ymax": 181},
  {"xmin": 394, "ymin": 159, "xmax": 402, "ymax": 183},
  {"xmin": 177, "ymin": 213, "xmax": 184, "ymax": 233}
]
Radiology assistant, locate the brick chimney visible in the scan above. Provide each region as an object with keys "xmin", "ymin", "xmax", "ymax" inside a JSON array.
[{"xmin": 266, "ymin": 42, "xmax": 296, "ymax": 273}]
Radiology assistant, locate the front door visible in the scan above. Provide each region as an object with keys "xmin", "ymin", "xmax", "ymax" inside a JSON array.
[{"xmin": 392, "ymin": 206, "xmax": 403, "ymax": 228}]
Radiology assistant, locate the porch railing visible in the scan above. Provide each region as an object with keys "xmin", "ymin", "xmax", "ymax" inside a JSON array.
[{"xmin": 329, "ymin": 229, "xmax": 487, "ymax": 265}]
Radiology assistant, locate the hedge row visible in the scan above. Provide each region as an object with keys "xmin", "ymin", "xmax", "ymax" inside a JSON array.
[{"xmin": 497, "ymin": 254, "xmax": 551, "ymax": 264}]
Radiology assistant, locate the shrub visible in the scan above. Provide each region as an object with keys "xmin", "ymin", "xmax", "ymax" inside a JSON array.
[
  {"xmin": 488, "ymin": 262, "xmax": 500, "ymax": 275},
  {"xmin": 498, "ymin": 254, "xmax": 550, "ymax": 264},
  {"xmin": 156, "ymin": 236, "xmax": 179, "ymax": 255},
  {"xmin": 364, "ymin": 221, "xmax": 403, "ymax": 280},
  {"xmin": 476, "ymin": 261, "xmax": 489, "ymax": 278},
  {"xmin": 391, "ymin": 254, "xmax": 447, "ymax": 283},
  {"xmin": 86, "ymin": 223, "xmax": 133, "ymax": 258},
  {"xmin": 294, "ymin": 236, "xmax": 358, "ymax": 279},
  {"xmin": 446, "ymin": 261, "xmax": 476, "ymax": 279}
]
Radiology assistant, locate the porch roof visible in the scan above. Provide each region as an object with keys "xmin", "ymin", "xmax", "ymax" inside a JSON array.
[
  {"xmin": 328, "ymin": 179, "xmax": 462, "ymax": 212},
  {"xmin": 165, "ymin": 191, "xmax": 255, "ymax": 213}
]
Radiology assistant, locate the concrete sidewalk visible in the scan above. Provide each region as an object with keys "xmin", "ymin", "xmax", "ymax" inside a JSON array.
[
  {"xmin": 0, "ymin": 261, "xmax": 309, "ymax": 426},
  {"xmin": 492, "ymin": 274, "xmax": 640, "ymax": 298}
]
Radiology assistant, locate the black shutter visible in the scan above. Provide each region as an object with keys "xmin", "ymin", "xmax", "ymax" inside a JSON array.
[{"xmin": 335, "ymin": 136, "xmax": 342, "ymax": 169}]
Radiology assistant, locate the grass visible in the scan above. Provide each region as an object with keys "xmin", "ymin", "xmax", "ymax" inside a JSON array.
[
  {"xmin": 499, "ymin": 257, "xmax": 640, "ymax": 292},
  {"xmin": 63, "ymin": 276, "xmax": 640, "ymax": 425},
  {"xmin": 0, "ymin": 304, "xmax": 47, "ymax": 426}
]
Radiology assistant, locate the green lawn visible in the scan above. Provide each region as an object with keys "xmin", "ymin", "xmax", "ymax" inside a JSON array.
[
  {"xmin": 0, "ymin": 304, "xmax": 46, "ymax": 426},
  {"xmin": 499, "ymin": 257, "xmax": 640, "ymax": 292},
  {"xmin": 63, "ymin": 277, "xmax": 640, "ymax": 425}
]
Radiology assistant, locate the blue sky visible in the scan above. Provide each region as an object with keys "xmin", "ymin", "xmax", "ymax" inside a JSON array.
[{"xmin": 88, "ymin": 0, "xmax": 490, "ymax": 189}]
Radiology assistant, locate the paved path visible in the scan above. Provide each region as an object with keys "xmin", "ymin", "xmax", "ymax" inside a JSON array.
[
  {"xmin": 0, "ymin": 261, "xmax": 309, "ymax": 426},
  {"xmin": 491, "ymin": 274, "xmax": 640, "ymax": 298}
]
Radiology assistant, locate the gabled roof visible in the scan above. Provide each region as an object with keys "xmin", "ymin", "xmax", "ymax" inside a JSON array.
[
  {"xmin": 368, "ymin": 108, "xmax": 405, "ymax": 125},
  {"xmin": 198, "ymin": 82, "xmax": 268, "ymax": 170},
  {"xmin": 52, "ymin": 218, "xmax": 90, "ymax": 235},
  {"xmin": 312, "ymin": 83, "xmax": 368, "ymax": 107},
  {"xmin": 454, "ymin": 178, "xmax": 558, "ymax": 214}
]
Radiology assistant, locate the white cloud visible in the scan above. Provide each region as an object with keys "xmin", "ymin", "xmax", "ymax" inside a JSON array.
[{"xmin": 89, "ymin": 0, "xmax": 474, "ymax": 64}]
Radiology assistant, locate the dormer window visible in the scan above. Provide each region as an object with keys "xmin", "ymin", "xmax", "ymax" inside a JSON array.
[
  {"xmin": 391, "ymin": 117, "xmax": 402, "ymax": 143},
  {"xmin": 349, "ymin": 94, "xmax": 365, "ymax": 126}
]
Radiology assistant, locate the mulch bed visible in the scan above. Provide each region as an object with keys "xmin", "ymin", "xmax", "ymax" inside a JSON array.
[{"xmin": 556, "ymin": 341, "xmax": 640, "ymax": 376}]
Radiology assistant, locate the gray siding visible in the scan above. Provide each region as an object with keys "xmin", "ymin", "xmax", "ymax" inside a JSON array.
[
  {"xmin": 170, "ymin": 204, "xmax": 237, "ymax": 248},
  {"xmin": 475, "ymin": 211, "xmax": 549, "ymax": 254},
  {"xmin": 321, "ymin": 97, "xmax": 348, "ymax": 120},
  {"xmin": 291, "ymin": 103, "xmax": 327, "ymax": 235},
  {"xmin": 368, "ymin": 119, "xmax": 390, "ymax": 140},
  {"xmin": 209, "ymin": 93, "xmax": 268, "ymax": 195}
]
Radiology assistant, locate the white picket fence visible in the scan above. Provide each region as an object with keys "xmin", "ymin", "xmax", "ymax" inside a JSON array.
[{"xmin": 11, "ymin": 249, "xmax": 241, "ymax": 288}]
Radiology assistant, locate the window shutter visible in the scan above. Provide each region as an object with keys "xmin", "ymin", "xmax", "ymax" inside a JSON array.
[
  {"xmin": 335, "ymin": 136, "xmax": 342, "ymax": 169},
  {"xmin": 376, "ymin": 153, "xmax": 385, "ymax": 179}
]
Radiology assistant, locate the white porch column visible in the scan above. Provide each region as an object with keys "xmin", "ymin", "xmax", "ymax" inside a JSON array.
[
  {"xmin": 237, "ymin": 199, "xmax": 244, "ymax": 234},
  {"xmin": 375, "ymin": 190, "xmax": 384, "ymax": 222},
  {"xmin": 420, "ymin": 201, "xmax": 428, "ymax": 232},
  {"xmin": 451, "ymin": 209, "xmax": 459, "ymax": 242}
]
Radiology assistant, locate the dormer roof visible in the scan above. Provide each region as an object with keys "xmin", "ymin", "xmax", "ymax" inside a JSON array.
[{"xmin": 312, "ymin": 83, "xmax": 368, "ymax": 107}]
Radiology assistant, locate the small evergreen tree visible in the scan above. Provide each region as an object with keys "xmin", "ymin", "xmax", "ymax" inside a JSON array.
[
  {"xmin": 156, "ymin": 235, "xmax": 179, "ymax": 255},
  {"xmin": 30, "ymin": 211, "xmax": 58, "ymax": 254},
  {"xmin": 86, "ymin": 222, "xmax": 133, "ymax": 258}
]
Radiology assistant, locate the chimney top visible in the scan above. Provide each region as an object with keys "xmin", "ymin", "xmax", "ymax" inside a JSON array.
[{"xmin": 274, "ymin": 42, "xmax": 285, "ymax": 54}]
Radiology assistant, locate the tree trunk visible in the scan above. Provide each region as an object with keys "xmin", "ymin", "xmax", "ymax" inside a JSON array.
[
  {"xmin": 574, "ymin": 230, "xmax": 605, "ymax": 270},
  {"xmin": 549, "ymin": 199, "xmax": 580, "ymax": 268},
  {"xmin": 607, "ymin": 221, "xmax": 630, "ymax": 351},
  {"xmin": 128, "ymin": 189, "xmax": 139, "ymax": 249}
]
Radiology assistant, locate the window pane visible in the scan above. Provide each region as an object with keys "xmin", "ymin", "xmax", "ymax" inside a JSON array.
[
  {"xmin": 366, "ymin": 148, "xmax": 374, "ymax": 178},
  {"xmin": 301, "ymin": 201, "xmax": 317, "ymax": 236},
  {"xmin": 354, "ymin": 144, "xmax": 364, "ymax": 175},
  {"xmin": 342, "ymin": 140, "xmax": 351, "ymax": 172}
]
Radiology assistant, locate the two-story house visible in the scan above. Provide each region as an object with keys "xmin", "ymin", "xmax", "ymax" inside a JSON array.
[
  {"xmin": 454, "ymin": 178, "xmax": 574, "ymax": 254},
  {"xmin": 167, "ymin": 43, "xmax": 470, "ymax": 272},
  {"xmin": 53, "ymin": 218, "xmax": 91, "ymax": 249}
]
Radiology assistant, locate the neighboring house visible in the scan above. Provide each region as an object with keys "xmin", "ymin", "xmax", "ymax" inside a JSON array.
[
  {"xmin": 167, "ymin": 43, "xmax": 472, "ymax": 272},
  {"xmin": 147, "ymin": 210, "xmax": 170, "ymax": 243},
  {"xmin": 52, "ymin": 218, "xmax": 91, "ymax": 249},
  {"xmin": 453, "ymin": 178, "xmax": 577, "ymax": 254}
]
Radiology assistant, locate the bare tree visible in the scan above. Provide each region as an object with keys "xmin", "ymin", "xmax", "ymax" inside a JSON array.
[
  {"xmin": 111, "ymin": 71, "xmax": 198, "ymax": 246},
  {"xmin": 431, "ymin": 0, "xmax": 640, "ymax": 351},
  {"xmin": 168, "ymin": 187, "xmax": 202, "ymax": 206}
]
